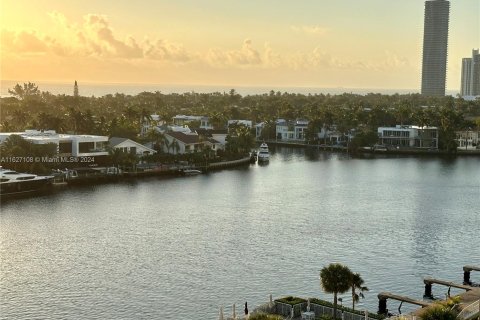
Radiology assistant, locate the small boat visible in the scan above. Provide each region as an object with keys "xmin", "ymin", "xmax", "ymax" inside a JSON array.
[
  {"xmin": 257, "ymin": 142, "xmax": 269, "ymax": 162},
  {"xmin": 0, "ymin": 167, "xmax": 54, "ymax": 197}
]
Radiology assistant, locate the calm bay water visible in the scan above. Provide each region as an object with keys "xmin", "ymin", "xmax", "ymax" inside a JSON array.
[{"xmin": 1, "ymin": 147, "xmax": 479, "ymax": 319}]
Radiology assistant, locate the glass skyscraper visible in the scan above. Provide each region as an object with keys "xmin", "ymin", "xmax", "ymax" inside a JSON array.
[{"xmin": 421, "ymin": 0, "xmax": 450, "ymax": 96}]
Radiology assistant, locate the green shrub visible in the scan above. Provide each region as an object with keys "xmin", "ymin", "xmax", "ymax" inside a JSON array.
[
  {"xmin": 421, "ymin": 304, "xmax": 458, "ymax": 320},
  {"xmin": 275, "ymin": 296, "xmax": 307, "ymax": 305}
]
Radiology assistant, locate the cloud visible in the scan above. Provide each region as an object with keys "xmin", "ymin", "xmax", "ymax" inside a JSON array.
[
  {"xmin": 291, "ymin": 25, "xmax": 329, "ymax": 36},
  {"xmin": 207, "ymin": 39, "xmax": 262, "ymax": 67},
  {"xmin": 81, "ymin": 14, "xmax": 143, "ymax": 58},
  {"xmin": 1, "ymin": 30, "xmax": 49, "ymax": 55},
  {"xmin": 144, "ymin": 39, "xmax": 192, "ymax": 62},
  {"xmin": 1, "ymin": 11, "xmax": 410, "ymax": 77},
  {"xmin": 1, "ymin": 12, "xmax": 193, "ymax": 62}
]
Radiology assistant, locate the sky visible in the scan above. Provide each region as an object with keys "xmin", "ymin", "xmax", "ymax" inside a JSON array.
[{"xmin": 0, "ymin": 0, "xmax": 479, "ymax": 92}]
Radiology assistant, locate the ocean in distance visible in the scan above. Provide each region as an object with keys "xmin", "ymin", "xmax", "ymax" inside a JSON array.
[
  {"xmin": 1, "ymin": 147, "xmax": 479, "ymax": 320},
  {"xmin": 0, "ymin": 80, "xmax": 459, "ymax": 97}
]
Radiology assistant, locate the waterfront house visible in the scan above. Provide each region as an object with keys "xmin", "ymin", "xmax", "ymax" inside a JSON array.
[
  {"xmin": 109, "ymin": 137, "xmax": 157, "ymax": 156},
  {"xmin": 455, "ymin": 130, "xmax": 479, "ymax": 150},
  {"xmin": 0, "ymin": 130, "xmax": 109, "ymax": 158},
  {"xmin": 163, "ymin": 131, "xmax": 203, "ymax": 154},
  {"xmin": 317, "ymin": 125, "xmax": 352, "ymax": 145},
  {"xmin": 196, "ymin": 129, "xmax": 228, "ymax": 146},
  {"xmin": 140, "ymin": 114, "xmax": 166, "ymax": 136},
  {"xmin": 377, "ymin": 125, "xmax": 438, "ymax": 149},
  {"xmin": 276, "ymin": 119, "xmax": 309, "ymax": 141},
  {"xmin": 204, "ymin": 137, "xmax": 223, "ymax": 155}
]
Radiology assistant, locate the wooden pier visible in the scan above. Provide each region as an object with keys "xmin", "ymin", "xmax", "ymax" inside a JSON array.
[
  {"xmin": 463, "ymin": 265, "xmax": 480, "ymax": 285},
  {"xmin": 423, "ymin": 277, "xmax": 473, "ymax": 298},
  {"xmin": 377, "ymin": 292, "xmax": 431, "ymax": 314}
]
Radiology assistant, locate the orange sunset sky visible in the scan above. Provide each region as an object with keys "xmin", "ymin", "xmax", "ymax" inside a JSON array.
[{"xmin": 1, "ymin": 0, "xmax": 479, "ymax": 92}]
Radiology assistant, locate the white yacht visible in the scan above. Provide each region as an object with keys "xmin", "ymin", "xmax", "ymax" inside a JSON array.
[
  {"xmin": 257, "ymin": 142, "xmax": 270, "ymax": 162},
  {"xmin": 0, "ymin": 167, "xmax": 54, "ymax": 197}
]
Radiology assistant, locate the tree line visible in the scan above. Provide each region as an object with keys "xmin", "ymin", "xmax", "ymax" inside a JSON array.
[{"xmin": 1, "ymin": 82, "xmax": 479, "ymax": 150}]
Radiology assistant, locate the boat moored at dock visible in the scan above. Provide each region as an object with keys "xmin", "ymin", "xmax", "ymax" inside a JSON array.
[
  {"xmin": 0, "ymin": 167, "xmax": 54, "ymax": 197},
  {"xmin": 257, "ymin": 142, "xmax": 270, "ymax": 162}
]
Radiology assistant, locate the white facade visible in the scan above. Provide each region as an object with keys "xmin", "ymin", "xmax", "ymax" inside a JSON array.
[
  {"xmin": 455, "ymin": 131, "xmax": 479, "ymax": 150},
  {"xmin": 377, "ymin": 125, "xmax": 438, "ymax": 149},
  {"xmin": 109, "ymin": 138, "xmax": 156, "ymax": 156},
  {"xmin": 163, "ymin": 131, "xmax": 203, "ymax": 155},
  {"xmin": 211, "ymin": 133, "xmax": 227, "ymax": 145},
  {"xmin": 275, "ymin": 119, "xmax": 309, "ymax": 141},
  {"xmin": 317, "ymin": 125, "xmax": 350, "ymax": 144},
  {"xmin": 0, "ymin": 130, "xmax": 109, "ymax": 157}
]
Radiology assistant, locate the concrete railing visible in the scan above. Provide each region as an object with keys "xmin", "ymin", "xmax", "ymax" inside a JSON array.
[{"xmin": 274, "ymin": 301, "xmax": 377, "ymax": 320}]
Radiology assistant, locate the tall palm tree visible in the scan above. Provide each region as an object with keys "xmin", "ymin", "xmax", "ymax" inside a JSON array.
[
  {"xmin": 320, "ymin": 263, "xmax": 352, "ymax": 320},
  {"xmin": 350, "ymin": 273, "xmax": 369, "ymax": 311}
]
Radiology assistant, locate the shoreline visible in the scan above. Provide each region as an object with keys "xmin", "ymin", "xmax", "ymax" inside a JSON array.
[{"xmin": 264, "ymin": 140, "xmax": 480, "ymax": 157}]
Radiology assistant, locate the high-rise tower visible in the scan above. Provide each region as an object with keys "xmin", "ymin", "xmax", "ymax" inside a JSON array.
[
  {"xmin": 460, "ymin": 49, "xmax": 480, "ymax": 97},
  {"xmin": 421, "ymin": 0, "xmax": 450, "ymax": 96}
]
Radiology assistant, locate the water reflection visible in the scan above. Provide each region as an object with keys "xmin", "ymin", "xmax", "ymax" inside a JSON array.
[{"xmin": 1, "ymin": 152, "xmax": 479, "ymax": 319}]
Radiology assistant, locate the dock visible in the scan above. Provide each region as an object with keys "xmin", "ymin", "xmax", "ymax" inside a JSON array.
[
  {"xmin": 464, "ymin": 265, "xmax": 480, "ymax": 285},
  {"xmin": 377, "ymin": 292, "xmax": 431, "ymax": 314},
  {"xmin": 424, "ymin": 277, "xmax": 473, "ymax": 298}
]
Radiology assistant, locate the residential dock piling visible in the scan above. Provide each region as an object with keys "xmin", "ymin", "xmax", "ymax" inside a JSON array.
[
  {"xmin": 423, "ymin": 277, "xmax": 473, "ymax": 298},
  {"xmin": 463, "ymin": 265, "xmax": 480, "ymax": 285},
  {"xmin": 377, "ymin": 292, "xmax": 431, "ymax": 315}
]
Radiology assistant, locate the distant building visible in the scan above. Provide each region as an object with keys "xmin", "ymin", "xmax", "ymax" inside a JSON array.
[
  {"xmin": 455, "ymin": 131, "xmax": 479, "ymax": 150},
  {"xmin": 0, "ymin": 130, "xmax": 109, "ymax": 157},
  {"xmin": 317, "ymin": 125, "xmax": 353, "ymax": 145},
  {"xmin": 377, "ymin": 125, "xmax": 438, "ymax": 149},
  {"xmin": 227, "ymin": 120, "xmax": 253, "ymax": 128},
  {"xmin": 460, "ymin": 49, "xmax": 480, "ymax": 98},
  {"xmin": 421, "ymin": 0, "xmax": 450, "ymax": 96},
  {"xmin": 276, "ymin": 119, "xmax": 309, "ymax": 141},
  {"xmin": 255, "ymin": 122, "xmax": 265, "ymax": 138},
  {"xmin": 140, "ymin": 114, "xmax": 166, "ymax": 136},
  {"xmin": 172, "ymin": 115, "xmax": 213, "ymax": 130}
]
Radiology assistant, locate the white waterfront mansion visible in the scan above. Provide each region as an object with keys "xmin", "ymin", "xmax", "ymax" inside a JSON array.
[
  {"xmin": 377, "ymin": 125, "xmax": 438, "ymax": 149},
  {"xmin": 0, "ymin": 130, "xmax": 109, "ymax": 157}
]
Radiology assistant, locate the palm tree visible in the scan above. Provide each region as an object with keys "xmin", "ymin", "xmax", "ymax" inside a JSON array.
[
  {"xmin": 236, "ymin": 125, "xmax": 255, "ymax": 155},
  {"xmin": 320, "ymin": 263, "xmax": 352, "ymax": 320},
  {"xmin": 350, "ymin": 273, "xmax": 368, "ymax": 311},
  {"xmin": 147, "ymin": 128, "xmax": 165, "ymax": 152}
]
